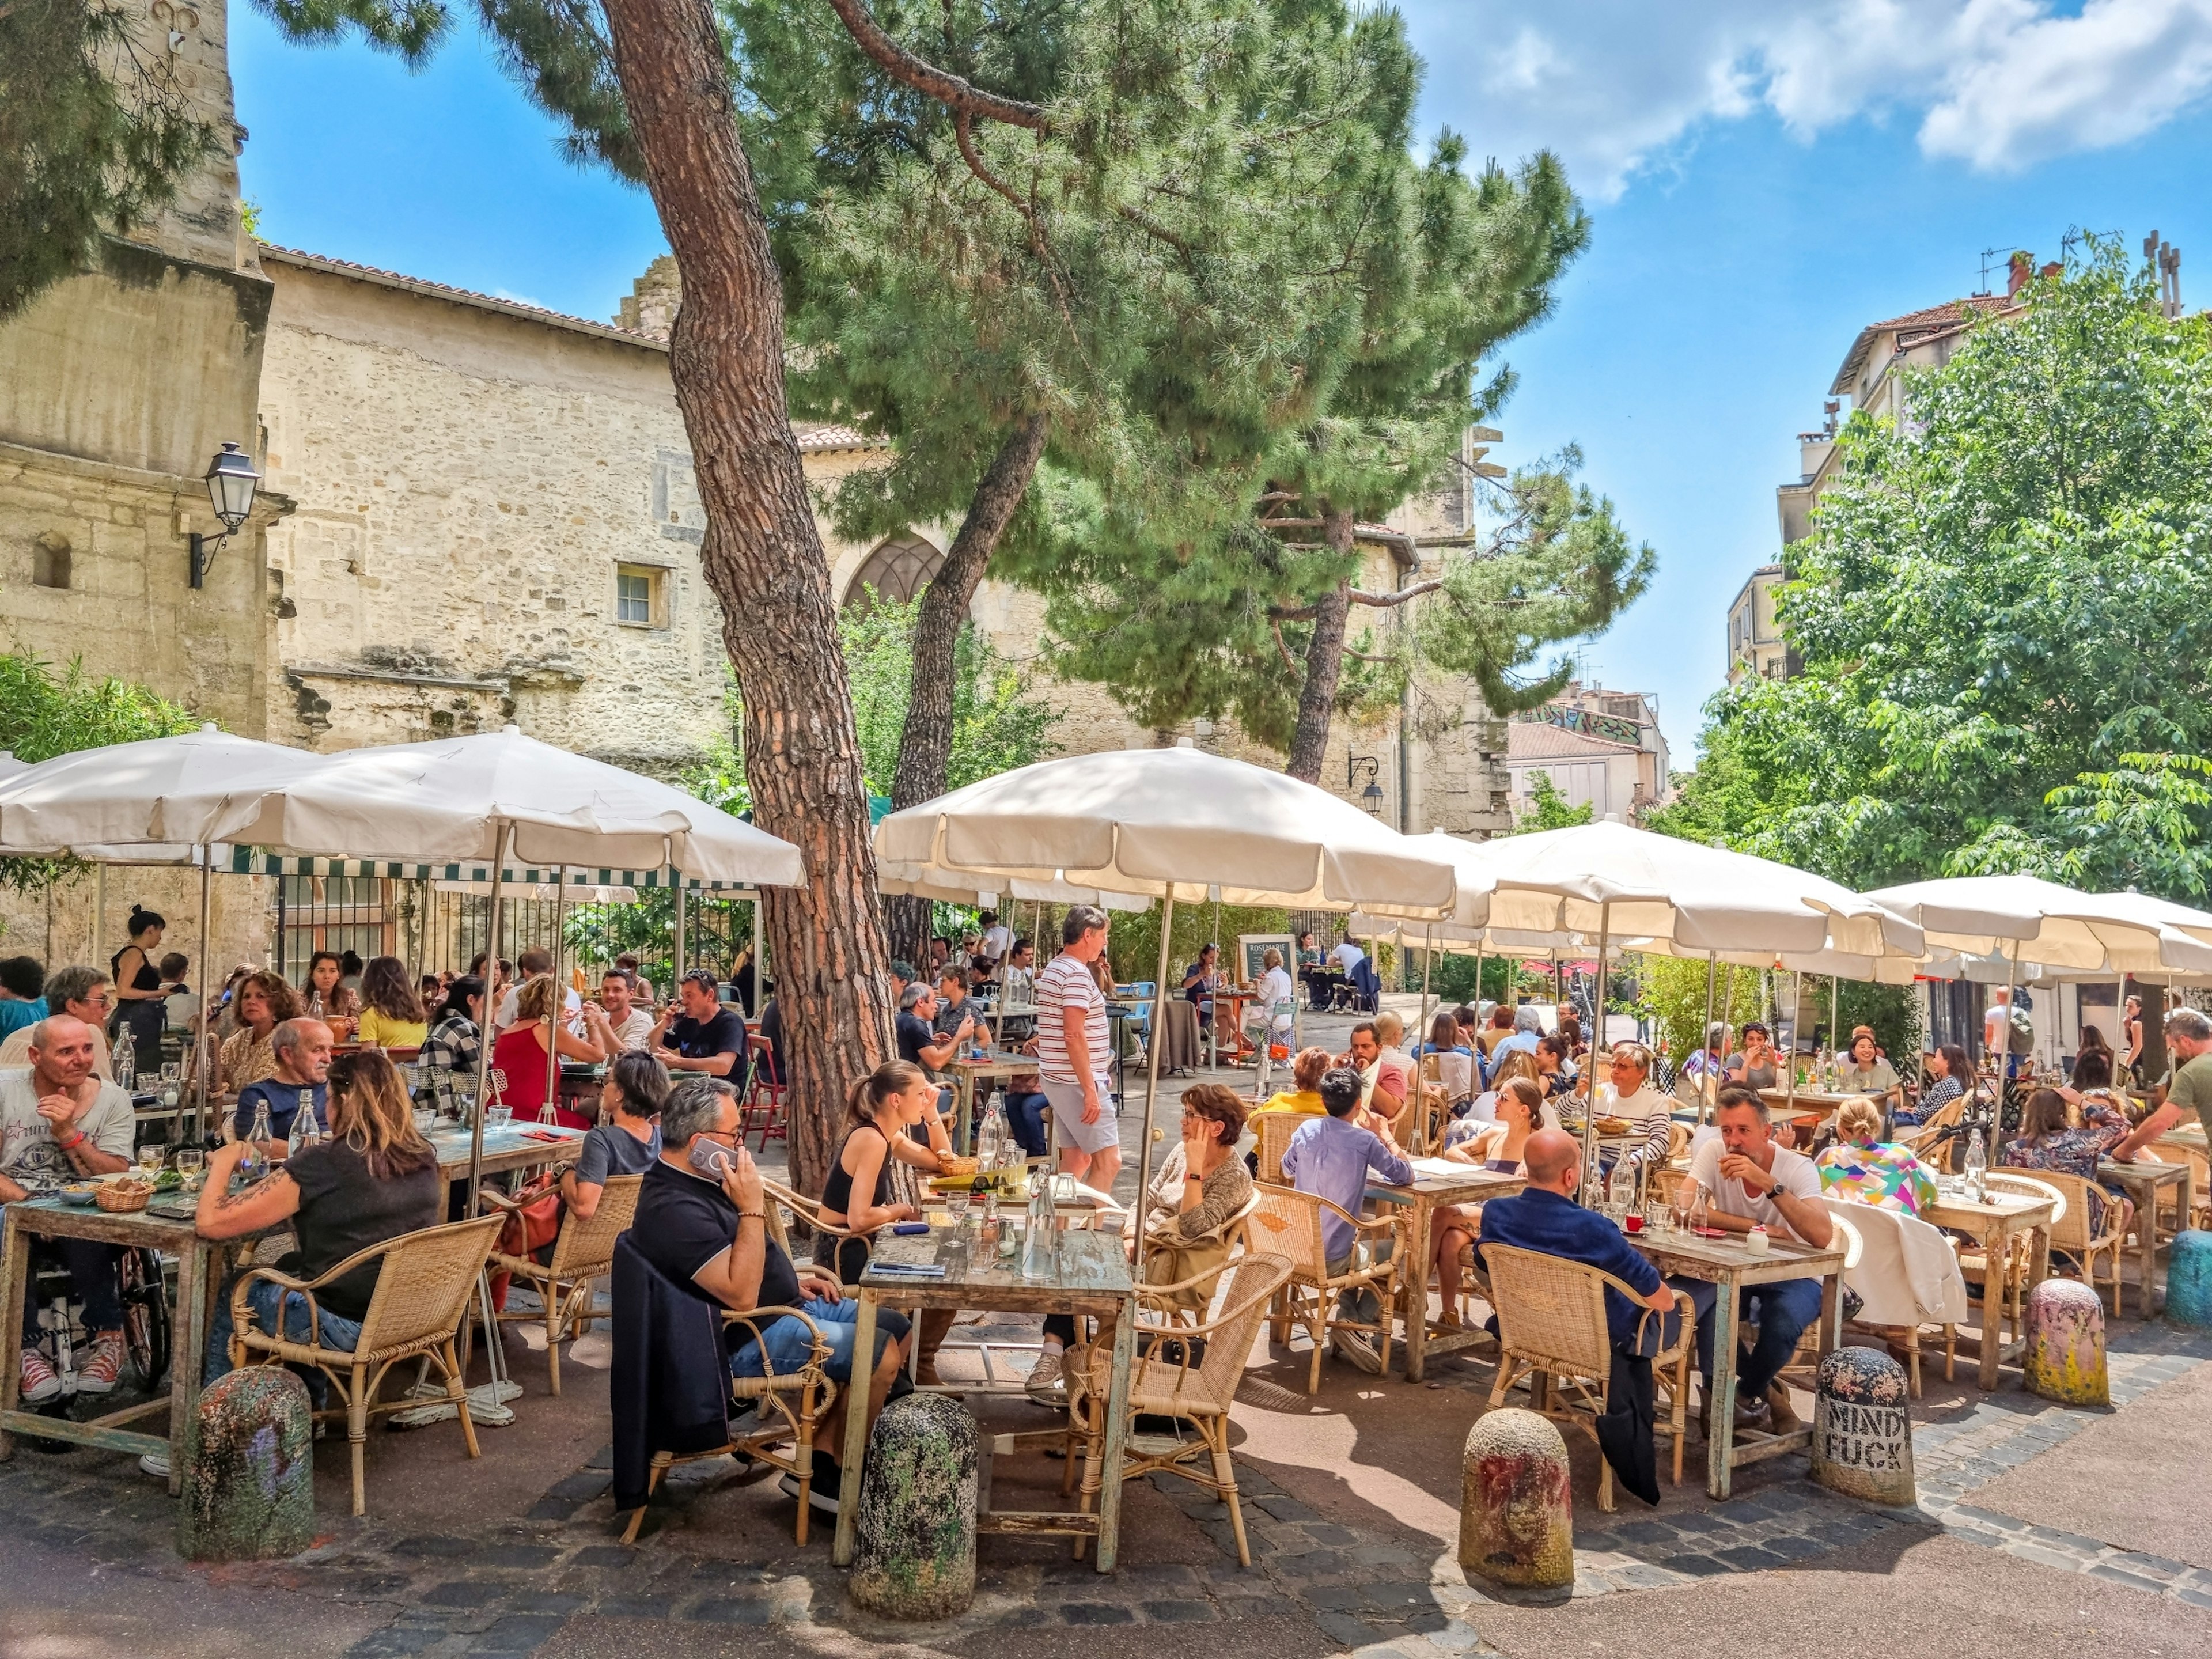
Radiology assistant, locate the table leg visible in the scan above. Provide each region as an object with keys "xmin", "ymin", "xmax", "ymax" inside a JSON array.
[
  {"xmin": 1705, "ymin": 1274, "xmax": 1738, "ymax": 1500},
  {"xmin": 1976, "ymin": 1219, "xmax": 2005, "ymax": 1392},
  {"xmin": 2139, "ymin": 1185, "xmax": 2158, "ymax": 1319},
  {"xmin": 0, "ymin": 1210, "xmax": 26, "ymax": 1463},
  {"xmin": 831, "ymin": 1290, "xmax": 880, "ymax": 1566},
  {"xmin": 1094, "ymin": 1294, "xmax": 1137, "ymax": 1573},
  {"xmin": 955, "ymin": 1075, "xmax": 975, "ymax": 1157},
  {"xmin": 1403, "ymin": 1202, "xmax": 1430, "ymax": 1383},
  {"xmin": 168, "ymin": 1240, "xmax": 210, "ymax": 1496},
  {"xmin": 1817, "ymin": 1268, "xmax": 1840, "ymax": 1357}
]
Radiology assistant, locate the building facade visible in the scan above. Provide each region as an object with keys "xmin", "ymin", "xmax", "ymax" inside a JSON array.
[{"xmin": 1501, "ymin": 682, "xmax": 1670, "ymax": 823}]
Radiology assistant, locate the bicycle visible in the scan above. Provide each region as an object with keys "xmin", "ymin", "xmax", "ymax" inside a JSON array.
[{"xmin": 26, "ymin": 1245, "xmax": 171, "ymax": 1400}]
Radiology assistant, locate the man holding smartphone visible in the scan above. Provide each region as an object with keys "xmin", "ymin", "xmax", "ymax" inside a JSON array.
[{"xmin": 628, "ymin": 1077, "xmax": 910, "ymax": 1517}]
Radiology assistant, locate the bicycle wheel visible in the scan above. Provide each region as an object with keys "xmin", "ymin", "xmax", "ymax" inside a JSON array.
[{"xmin": 119, "ymin": 1248, "xmax": 171, "ymax": 1392}]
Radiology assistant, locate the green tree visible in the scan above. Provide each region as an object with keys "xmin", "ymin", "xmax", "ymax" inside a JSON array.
[
  {"xmin": 1509, "ymin": 768, "xmax": 1593, "ymax": 834},
  {"xmin": 0, "ymin": 653, "xmax": 200, "ymax": 892},
  {"xmin": 1656, "ymin": 237, "xmax": 2212, "ymax": 897},
  {"xmin": 1, "ymin": 0, "xmax": 218, "ymax": 319}
]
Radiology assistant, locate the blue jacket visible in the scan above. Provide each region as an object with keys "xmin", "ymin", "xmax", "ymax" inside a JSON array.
[{"xmin": 1476, "ymin": 1188, "xmax": 1662, "ymax": 1349}]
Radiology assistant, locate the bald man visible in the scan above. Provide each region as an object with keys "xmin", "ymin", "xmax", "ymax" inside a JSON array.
[{"xmin": 1475, "ymin": 1129, "xmax": 1697, "ymax": 1359}]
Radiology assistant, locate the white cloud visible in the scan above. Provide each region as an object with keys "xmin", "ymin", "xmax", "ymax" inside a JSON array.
[{"xmin": 1400, "ymin": 0, "xmax": 2212, "ymax": 196}]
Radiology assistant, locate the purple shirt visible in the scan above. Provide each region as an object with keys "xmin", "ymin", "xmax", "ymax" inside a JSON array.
[{"xmin": 1279, "ymin": 1113, "xmax": 1413, "ymax": 1260}]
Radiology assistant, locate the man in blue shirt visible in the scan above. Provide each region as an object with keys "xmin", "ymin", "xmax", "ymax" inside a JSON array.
[
  {"xmin": 234, "ymin": 1018, "xmax": 333, "ymax": 1150},
  {"xmin": 0, "ymin": 955, "xmax": 46, "ymax": 1041},
  {"xmin": 1476, "ymin": 1129, "xmax": 1704, "ymax": 1357},
  {"xmin": 1280, "ymin": 1066, "xmax": 1412, "ymax": 1373}
]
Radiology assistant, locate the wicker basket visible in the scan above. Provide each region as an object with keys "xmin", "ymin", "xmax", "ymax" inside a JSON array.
[
  {"xmin": 937, "ymin": 1154, "xmax": 979, "ymax": 1180},
  {"xmin": 94, "ymin": 1179, "xmax": 154, "ymax": 1214}
]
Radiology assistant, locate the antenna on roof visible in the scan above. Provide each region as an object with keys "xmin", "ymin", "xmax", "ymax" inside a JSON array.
[{"xmin": 1976, "ymin": 247, "xmax": 2007, "ymax": 296}]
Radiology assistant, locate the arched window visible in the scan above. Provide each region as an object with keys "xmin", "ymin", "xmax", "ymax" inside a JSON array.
[{"xmin": 843, "ymin": 535, "xmax": 944, "ymax": 609}]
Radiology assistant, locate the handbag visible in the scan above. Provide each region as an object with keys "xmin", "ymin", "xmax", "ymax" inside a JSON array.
[{"xmin": 488, "ymin": 1170, "xmax": 566, "ymax": 1309}]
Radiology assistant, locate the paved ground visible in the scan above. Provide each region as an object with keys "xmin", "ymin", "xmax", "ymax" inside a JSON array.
[{"xmin": 6, "ymin": 995, "xmax": 2211, "ymax": 1658}]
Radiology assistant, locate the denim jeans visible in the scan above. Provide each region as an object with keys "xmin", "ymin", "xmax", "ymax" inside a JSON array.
[
  {"xmin": 205, "ymin": 1272, "xmax": 365, "ymax": 1396},
  {"xmin": 1005, "ymin": 1090, "xmax": 1051, "ymax": 1159},
  {"xmin": 730, "ymin": 1296, "xmax": 909, "ymax": 1386},
  {"xmin": 1694, "ymin": 1275, "xmax": 1823, "ymax": 1401},
  {"xmin": 22, "ymin": 1236, "xmax": 124, "ymax": 1342}
]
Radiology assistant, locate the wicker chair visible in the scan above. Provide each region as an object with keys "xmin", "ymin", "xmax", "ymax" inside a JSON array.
[
  {"xmin": 1482, "ymin": 1242, "xmax": 1698, "ymax": 1510},
  {"xmin": 1253, "ymin": 1113, "xmax": 1306, "ymax": 1184},
  {"xmin": 1249, "ymin": 1181, "xmax": 1400, "ymax": 1393},
  {"xmin": 1953, "ymin": 1172, "xmax": 2066, "ymax": 1351},
  {"xmin": 1901, "ymin": 1094, "xmax": 1968, "ymax": 1172},
  {"xmin": 761, "ymin": 1175, "xmax": 866, "ymax": 1267},
  {"xmin": 1994, "ymin": 1164, "xmax": 2119, "ymax": 1304},
  {"xmin": 1063, "ymin": 1252, "xmax": 1294, "ymax": 1566},
  {"xmin": 226, "ymin": 1214, "xmax": 502, "ymax": 1517},
  {"xmin": 619, "ymin": 1302, "xmax": 842, "ymax": 1547},
  {"xmin": 479, "ymin": 1173, "xmax": 642, "ymax": 1396}
]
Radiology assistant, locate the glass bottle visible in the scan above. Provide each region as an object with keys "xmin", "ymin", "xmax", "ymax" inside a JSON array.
[
  {"xmin": 976, "ymin": 1090, "xmax": 1005, "ymax": 1171},
  {"xmin": 1963, "ymin": 1111, "xmax": 1988, "ymax": 1199},
  {"xmin": 113, "ymin": 1025, "xmax": 137, "ymax": 1092},
  {"xmin": 1022, "ymin": 1168, "xmax": 1056, "ymax": 1280},
  {"xmin": 1688, "ymin": 1184, "xmax": 1709, "ymax": 1233},
  {"xmin": 240, "ymin": 1098, "xmax": 272, "ymax": 1183},
  {"xmin": 290, "ymin": 1092, "xmax": 323, "ymax": 1154}
]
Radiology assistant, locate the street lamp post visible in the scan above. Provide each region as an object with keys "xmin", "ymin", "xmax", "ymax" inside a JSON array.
[
  {"xmin": 187, "ymin": 441, "xmax": 261, "ymax": 589},
  {"xmin": 1347, "ymin": 753, "xmax": 1385, "ymax": 816}
]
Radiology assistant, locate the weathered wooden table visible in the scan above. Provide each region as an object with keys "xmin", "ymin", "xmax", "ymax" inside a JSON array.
[
  {"xmin": 1925, "ymin": 1184, "xmax": 2055, "ymax": 1389},
  {"xmin": 1365, "ymin": 1161, "xmax": 1526, "ymax": 1381},
  {"xmin": 426, "ymin": 1122, "xmax": 586, "ymax": 1181},
  {"xmin": 1628, "ymin": 1225, "xmax": 1847, "ymax": 1499},
  {"xmin": 2097, "ymin": 1157, "xmax": 2192, "ymax": 1317},
  {"xmin": 832, "ymin": 1225, "xmax": 1136, "ymax": 1572},
  {"xmin": 945, "ymin": 1051, "xmax": 1037, "ymax": 1152},
  {"xmin": 0, "ymin": 1194, "xmax": 230, "ymax": 1495}
]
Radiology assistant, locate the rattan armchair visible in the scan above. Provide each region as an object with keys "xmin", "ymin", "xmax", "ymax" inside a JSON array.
[
  {"xmin": 1482, "ymin": 1242, "xmax": 1698, "ymax": 1511},
  {"xmin": 1249, "ymin": 1181, "xmax": 1400, "ymax": 1393},
  {"xmin": 1900, "ymin": 1094, "xmax": 1968, "ymax": 1172},
  {"xmin": 1064, "ymin": 1252, "xmax": 1294, "ymax": 1566},
  {"xmin": 479, "ymin": 1173, "xmax": 642, "ymax": 1396},
  {"xmin": 1994, "ymin": 1164, "xmax": 2122, "ymax": 1309},
  {"xmin": 226, "ymin": 1214, "xmax": 502, "ymax": 1517},
  {"xmin": 619, "ymin": 1302, "xmax": 841, "ymax": 1547},
  {"xmin": 1253, "ymin": 1113, "xmax": 1306, "ymax": 1184}
]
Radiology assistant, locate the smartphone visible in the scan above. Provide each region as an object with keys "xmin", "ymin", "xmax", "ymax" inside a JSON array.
[{"xmin": 687, "ymin": 1139, "xmax": 734, "ymax": 1179}]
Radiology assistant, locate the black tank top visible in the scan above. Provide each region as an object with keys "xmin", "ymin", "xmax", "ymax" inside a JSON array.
[{"xmin": 820, "ymin": 1124, "xmax": 895, "ymax": 1222}]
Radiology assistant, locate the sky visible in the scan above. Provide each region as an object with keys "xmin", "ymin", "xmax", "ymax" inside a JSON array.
[{"xmin": 229, "ymin": 0, "xmax": 2212, "ymax": 763}]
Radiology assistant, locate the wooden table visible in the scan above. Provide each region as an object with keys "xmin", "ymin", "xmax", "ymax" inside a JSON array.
[
  {"xmin": 1630, "ymin": 1225, "xmax": 1847, "ymax": 1499},
  {"xmin": 2098, "ymin": 1157, "xmax": 2193, "ymax": 1317},
  {"xmin": 1925, "ymin": 1184, "xmax": 2055, "ymax": 1389},
  {"xmin": 1365, "ymin": 1162, "xmax": 1527, "ymax": 1381},
  {"xmin": 832, "ymin": 1225, "xmax": 1136, "ymax": 1572},
  {"xmin": 0, "ymin": 1194, "xmax": 231, "ymax": 1495},
  {"xmin": 426, "ymin": 1122, "xmax": 585, "ymax": 1181},
  {"xmin": 946, "ymin": 1051, "xmax": 1036, "ymax": 1153},
  {"xmin": 1209, "ymin": 991, "xmax": 1255, "ymax": 1068}
]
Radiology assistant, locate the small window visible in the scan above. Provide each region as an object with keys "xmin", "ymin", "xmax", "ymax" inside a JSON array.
[
  {"xmin": 32, "ymin": 532, "xmax": 70, "ymax": 590},
  {"xmin": 615, "ymin": 564, "xmax": 664, "ymax": 627}
]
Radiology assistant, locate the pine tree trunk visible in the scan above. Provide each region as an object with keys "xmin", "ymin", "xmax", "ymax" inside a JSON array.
[
  {"xmin": 883, "ymin": 413, "xmax": 1051, "ymax": 965},
  {"xmin": 600, "ymin": 0, "xmax": 891, "ymax": 1196},
  {"xmin": 1284, "ymin": 507, "xmax": 1357, "ymax": 783}
]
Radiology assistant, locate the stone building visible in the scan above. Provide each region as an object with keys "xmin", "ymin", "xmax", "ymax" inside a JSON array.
[{"xmin": 0, "ymin": 0, "xmax": 1514, "ymax": 980}]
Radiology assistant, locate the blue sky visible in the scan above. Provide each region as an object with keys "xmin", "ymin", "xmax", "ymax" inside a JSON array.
[{"xmin": 230, "ymin": 1, "xmax": 2212, "ymax": 762}]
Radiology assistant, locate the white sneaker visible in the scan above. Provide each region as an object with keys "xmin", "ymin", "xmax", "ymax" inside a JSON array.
[
  {"xmin": 1025, "ymin": 1349, "xmax": 1066, "ymax": 1405},
  {"xmin": 138, "ymin": 1450, "xmax": 171, "ymax": 1480},
  {"xmin": 1331, "ymin": 1330, "xmax": 1383, "ymax": 1375}
]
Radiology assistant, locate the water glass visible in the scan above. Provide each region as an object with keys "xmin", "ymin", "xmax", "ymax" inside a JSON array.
[
  {"xmin": 160, "ymin": 1060, "xmax": 181, "ymax": 1087},
  {"xmin": 946, "ymin": 1189, "xmax": 973, "ymax": 1232},
  {"xmin": 487, "ymin": 1105, "xmax": 513, "ymax": 1131}
]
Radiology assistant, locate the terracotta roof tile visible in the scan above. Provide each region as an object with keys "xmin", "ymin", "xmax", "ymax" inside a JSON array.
[
  {"xmin": 1829, "ymin": 294, "xmax": 2020, "ymax": 397},
  {"xmin": 1506, "ymin": 721, "xmax": 1638, "ymax": 761}
]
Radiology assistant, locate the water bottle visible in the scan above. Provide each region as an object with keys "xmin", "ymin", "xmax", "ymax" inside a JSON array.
[
  {"xmin": 1688, "ymin": 1185, "xmax": 1709, "ymax": 1233},
  {"xmin": 240, "ymin": 1097, "xmax": 272, "ymax": 1183},
  {"xmin": 113, "ymin": 1025, "xmax": 137, "ymax": 1092},
  {"xmin": 1022, "ymin": 1169, "xmax": 1056, "ymax": 1281},
  {"xmin": 290, "ymin": 1092, "xmax": 323, "ymax": 1154},
  {"xmin": 977, "ymin": 1091, "xmax": 1005, "ymax": 1171},
  {"xmin": 1963, "ymin": 1112, "xmax": 1988, "ymax": 1199}
]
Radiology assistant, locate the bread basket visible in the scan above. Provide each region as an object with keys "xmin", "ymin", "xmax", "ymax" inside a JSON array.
[
  {"xmin": 936, "ymin": 1154, "xmax": 980, "ymax": 1180},
  {"xmin": 96, "ymin": 1179, "xmax": 154, "ymax": 1214}
]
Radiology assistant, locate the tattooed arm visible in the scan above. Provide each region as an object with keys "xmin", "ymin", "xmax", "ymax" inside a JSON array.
[{"xmin": 194, "ymin": 1139, "xmax": 302, "ymax": 1240}]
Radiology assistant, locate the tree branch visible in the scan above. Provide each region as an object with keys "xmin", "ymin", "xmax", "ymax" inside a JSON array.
[
  {"xmin": 1347, "ymin": 579, "xmax": 1442, "ymax": 608},
  {"xmin": 820, "ymin": 0, "xmax": 1047, "ymax": 130},
  {"xmin": 1269, "ymin": 619, "xmax": 1303, "ymax": 673}
]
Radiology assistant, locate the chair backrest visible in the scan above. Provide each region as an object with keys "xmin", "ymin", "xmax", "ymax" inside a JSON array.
[
  {"xmin": 549, "ymin": 1172, "xmax": 645, "ymax": 1275},
  {"xmin": 761, "ymin": 1175, "xmax": 855, "ymax": 1243},
  {"xmin": 1482, "ymin": 1243, "xmax": 1615, "ymax": 1380},
  {"xmin": 1190, "ymin": 1251, "xmax": 1293, "ymax": 1406},
  {"xmin": 1903, "ymin": 1096, "xmax": 1966, "ymax": 1169},
  {"xmin": 352, "ymin": 1214, "xmax": 504, "ymax": 1355},
  {"xmin": 1666, "ymin": 1121, "xmax": 1691, "ymax": 1161},
  {"xmin": 1824, "ymin": 1195, "xmax": 1967, "ymax": 1325},
  {"xmin": 1248, "ymin": 1181, "xmax": 1330, "ymax": 1275},
  {"xmin": 746, "ymin": 1032, "xmax": 781, "ymax": 1088},
  {"xmin": 1994, "ymin": 1164, "xmax": 2090, "ymax": 1245},
  {"xmin": 1256, "ymin": 1113, "xmax": 1304, "ymax": 1183},
  {"xmin": 1983, "ymin": 1169, "xmax": 2068, "ymax": 1228}
]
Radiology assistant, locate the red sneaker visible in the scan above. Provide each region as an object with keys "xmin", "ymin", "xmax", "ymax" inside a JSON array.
[
  {"xmin": 19, "ymin": 1346, "xmax": 61, "ymax": 1404},
  {"xmin": 75, "ymin": 1331, "xmax": 126, "ymax": 1396}
]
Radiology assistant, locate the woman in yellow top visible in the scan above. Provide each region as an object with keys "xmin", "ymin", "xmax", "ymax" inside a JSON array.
[
  {"xmin": 1253, "ymin": 1047, "xmax": 1331, "ymax": 1116},
  {"xmin": 353, "ymin": 955, "xmax": 430, "ymax": 1048}
]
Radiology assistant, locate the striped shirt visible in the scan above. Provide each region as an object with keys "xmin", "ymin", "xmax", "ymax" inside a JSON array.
[{"xmin": 1033, "ymin": 952, "xmax": 1109, "ymax": 1086}]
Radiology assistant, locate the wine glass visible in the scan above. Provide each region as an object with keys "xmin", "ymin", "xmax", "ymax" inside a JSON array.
[
  {"xmin": 946, "ymin": 1188, "xmax": 973, "ymax": 1233},
  {"xmin": 134, "ymin": 1142, "xmax": 164, "ymax": 1180},
  {"xmin": 175, "ymin": 1149, "xmax": 205, "ymax": 1192}
]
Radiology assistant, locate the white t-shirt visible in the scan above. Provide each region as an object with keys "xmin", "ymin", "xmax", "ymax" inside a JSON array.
[
  {"xmin": 981, "ymin": 925, "xmax": 1013, "ymax": 961},
  {"xmin": 1255, "ymin": 966, "xmax": 1296, "ymax": 1027},
  {"xmin": 1033, "ymin": 953, "xmax": 1109, "ymax": 1087},
  {"xmin": 1688, "ymin": 1138, "xmax": 1823, "ymax": 1241},
  {"xmin": 0, "ymin": 1071, "xmax": 136, "ymax": 1188},
  {"xmin": 1333, "ymin": 941, "xmax": 1366, "ymax": 973},
  {"xmin": 497, "ymin": 979, "xmax": 584, "ymax": 1031},
  {"xmin": 601, "ymin": 1008, "xmax": 654, "ymax": 1051}
]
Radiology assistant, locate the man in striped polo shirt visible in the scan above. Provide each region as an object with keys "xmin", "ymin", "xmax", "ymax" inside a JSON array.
[{"xmin": 1034, "ymin": 905, "xmax": 1118, "ymax": 1192}]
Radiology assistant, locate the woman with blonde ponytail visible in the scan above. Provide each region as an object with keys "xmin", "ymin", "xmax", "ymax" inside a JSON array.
[{"xmin": 817, "ymin": 1061, "xmax": 944, "ymax": 1283}]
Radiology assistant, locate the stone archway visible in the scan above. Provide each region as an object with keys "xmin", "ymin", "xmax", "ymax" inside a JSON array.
[{"xmin": 842, "ymin": 535, "xmax": 944, "ymax": 608}]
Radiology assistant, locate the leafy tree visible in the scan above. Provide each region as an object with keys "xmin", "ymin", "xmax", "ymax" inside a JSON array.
[
  {"xmin": 1655, "ymin": 237, "xmax": 2212, "ymax": 898},
  {"xmin": 1509, "ymin": 768, "xmax": 1593, "ymax": 834},
  {"xmin": 1, "ymin": 0, "xmax": 218, "ymax": 319},
  {"xmin": 0, "ymin": 653, "xmax": 200, "ymax": 892}
]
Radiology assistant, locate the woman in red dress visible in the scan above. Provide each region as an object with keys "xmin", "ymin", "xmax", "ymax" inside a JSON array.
[{"xmin": 490, "ymin": 976, "xmax": 607, "ymax": 1130}]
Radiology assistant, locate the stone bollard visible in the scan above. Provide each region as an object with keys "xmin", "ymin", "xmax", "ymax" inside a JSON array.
[
  {"xmin": 1458, "ymin": 1408, "xmax": 1573, "ymax": 1590},
  {"xmin": 2022, "ymin": 1278, "xmax": 2109, "ymax": 1406},
  {"xmin": 1810, "ymin": 1347, "xmax": 1915, "ymax": 1506},
  {"xmin": 2167, "ymin": 1229, "xmax": 2212, "ymax": 1329},
  {"xmin": 850, "ymin": 1394, "xmax": 978, "ymax": 1620},
  {"xmin": 176, "ymin": 1367, "xmax": 315, "ymax": 1562}
]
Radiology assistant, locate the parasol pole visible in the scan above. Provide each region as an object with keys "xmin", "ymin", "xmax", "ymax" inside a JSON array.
[
  {"xmin": 752, "ymin": 887, "xmax": 764, "ymax": 1016},
  {"xmin": 1581, "ymin": 901, "xmax": 1609, "ymax": 1204},
  {"xmin": 543, "ymin": 865, "xmax": 566, "ymax": 1119},
  {"xmin": 1699, "ymin": 949, "xmax": 1719, "ymax": 1126},
  {"xmin": 1132, "ymin": 891, "xmax": 1176, "ymax": 1281},
  {"xmin": 465, "ymin": 824, "xmax": 511, "ymax": 1213},
  {"xmin": 1784, "ymin": 969, "xmax": 1801, "ymax": 1125},
  {"xmin": 192, "ymin": 846, "xmax": 213, "ymax": 1145},
  {"xmin": 1998, "ymin": 944, "xmax": 2019, "ymax": 1127}
]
